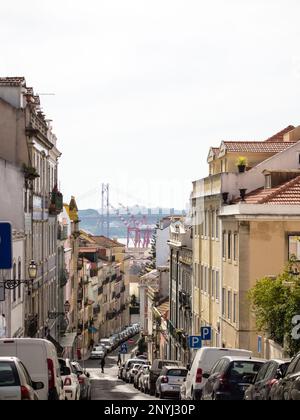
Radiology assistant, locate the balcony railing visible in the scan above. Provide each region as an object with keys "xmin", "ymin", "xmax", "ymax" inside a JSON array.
[{"xmin": 111, "ymin": 274, "xmax": 117, "ymax": 281}]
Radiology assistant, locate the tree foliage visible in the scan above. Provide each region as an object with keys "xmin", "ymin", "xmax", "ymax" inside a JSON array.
[{"xmin": 248, "ymin": 259, "xmax": 300, "ymax": 356}]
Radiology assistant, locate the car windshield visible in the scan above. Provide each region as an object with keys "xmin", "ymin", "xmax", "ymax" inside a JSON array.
[
  {"xmin": 93, "ymin": 347, "xmax": 103, "ymax": 351},
  {"xmin": 228, "ymin": 361, "xmax": 264, "ymax": 383},
  {"xmin": 158, "ymin": 361, "xmax": 179, "ymax": 369},
  {"xmin": 167, "ymin": 369, "xmax": 188, "ymax": 377}
]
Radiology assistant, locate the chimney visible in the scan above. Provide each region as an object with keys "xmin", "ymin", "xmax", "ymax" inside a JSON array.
[{"xmin": 283, "ymin": 126, "xmax": 300, "ymax": 143}]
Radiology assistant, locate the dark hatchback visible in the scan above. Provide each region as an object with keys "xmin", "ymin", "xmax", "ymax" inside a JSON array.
[
  {"xmin": 202, "ymin": 356, "xmax": 265, "ymax": 401},
  {"xmin": 245, "ymin": 359, "xmax": 290, "ymax": 400},
  {"xmin": 271, "ymin": 351, "xmax": 300, "ymax": 400}
]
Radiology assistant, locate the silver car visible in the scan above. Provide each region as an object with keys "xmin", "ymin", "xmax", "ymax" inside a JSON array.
[{"xmin": 0, "ymin": 357, "xmax": 44, "ymax": 400}]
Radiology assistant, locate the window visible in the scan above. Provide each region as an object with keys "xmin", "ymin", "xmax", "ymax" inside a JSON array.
[
  {"xmin": 215, "ymin": 211, "xmax": 219, "ymax": 239},
  {"xmin": 228, "ymin": 232, "xmax": 232, "ymax": 260},
  {"xmin": 205, "ymin": 267, "xmax": 208, "ymax": 293},
  {"xmin": 222, "ymin": 288, "xmax": 226, "ymax": 316},
  {"xmin": 234, "ymin": 233, "xmax": 238, "ymax": 261},
  {"xmin": 211, "ymin": 270, "xmax": 215, "ymax": 298},
  {"xmin": 12, "ymin": 263, "xmax": 16, "ymax": 302},
  {"xmin": 201, "ymin": 266, "xmax": 204, "ymax": 291},
  {"xmin": 233, "ymin": 293, "xmax": 238, "ymax": 323},
  {"xmin": 222, "ymin": 232, "xmax": 226, "ymax": 258},
  {"xmin": 204, "ymin": 211, "xmax": 208, "ymax": 237},
  {"xmin": 216, "ymin": 272, "xmax": 220, "ymax": 300},
  {"xmin": 288, "ymin": 235, "xmax": 300, "ymax": 261},
  {"xmin": 212, "ymin": 211, "xmax": 215, "ymax": 238},
  {"xmin": 228, "ymin": 290, "xmax": 232, "ymax": 320},
  {"xmin": 265, "ymin": 174, "xmax": 272, "ymax": 189}
]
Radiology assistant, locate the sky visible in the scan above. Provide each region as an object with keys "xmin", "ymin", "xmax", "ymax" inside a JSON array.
[{"xmin": 1, "ymin": 0, "xmax": 300, "ymax": 210}]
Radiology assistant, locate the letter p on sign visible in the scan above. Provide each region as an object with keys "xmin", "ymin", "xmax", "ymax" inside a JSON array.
[{"xmin": 201, "ymin": 327, "xmax": 212, "ymax": 341}]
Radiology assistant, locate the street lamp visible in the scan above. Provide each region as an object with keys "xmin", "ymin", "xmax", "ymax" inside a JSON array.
[{"xmin": 1, "ymin": 260, "xmax": 37, "ymax": 290}]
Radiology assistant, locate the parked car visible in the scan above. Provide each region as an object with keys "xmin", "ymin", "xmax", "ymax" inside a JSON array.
[
  {"xmin": 122, "ymin": 359, "xmax": 148, "ymax": 382},
  {"xmin": 90, "ymin": 346, "xmax": 106, "ymax": 360},
  {"xmin": 185, "ymin": 347, "xmax": 252, "ymax": 400},
  {"xmin": 272, "ymin": 351, "xmax": 300, "ymax": 400},
  {"xmin": 71, "ymin": 361, "xmax": 91, "ymax": 400},
  {"xmin": 0, "ymin": 338, "xmax": 64, "ymax": 400},
  {"xmin": 140, "ymin": 366, "xmax": 150, "ymax": 394},
  {"xmin": 149, "ymin": 359, "xmax": 182, "ymax": 395},
  {"xmin": 58, "ymin": 358, "xmax": 80, "ymax": 401},
  {"xmin": 180, "ymin": 380, "xmax": 187, "ymax": 400},
  {"xmin": 155, "ymin": 366, "xmax": 188, "ymax": 399},
  {"xmin": 202, "ymin": 356, "xmax": 265, "ymax": 400},
  {"xmin": 134, "ymin": 364, "xmax": 147, "ymax": 389},
  {"xmin": 0, "ymin": 357, "xmax": 44, "ymax": 400},
  {"xmin": 245, "ymin": 359, "xmax": 290, "ymax": 400},
  {"xmin": 140, "ymin": 366, "xmax": 151, "ymax": 393},
  {"xmin": 99, "ymin": 339, "xmax": 113, "ymax": 353},
  {"xmin": 129, "ymin": 363, "xmax": 143, "ymax": 383}
]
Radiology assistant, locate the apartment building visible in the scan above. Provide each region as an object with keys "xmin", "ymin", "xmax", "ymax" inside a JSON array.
[{"xmin": 192, "ymin": 125, "xmax": 300, "ymax": 355}]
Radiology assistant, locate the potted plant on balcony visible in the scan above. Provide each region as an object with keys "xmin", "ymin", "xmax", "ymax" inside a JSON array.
[
  {"xmin": 236, "ymin": 157, "xmax": 248, "ymax": 173},
  {"xmin": 23, "ymin": 164, "xmax": 39, "ymax": 181}
]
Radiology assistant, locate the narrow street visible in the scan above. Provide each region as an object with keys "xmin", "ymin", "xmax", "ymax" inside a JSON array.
[{"xmin": 84, "ymin": 338, "xmax": 158, "ymax": 401}]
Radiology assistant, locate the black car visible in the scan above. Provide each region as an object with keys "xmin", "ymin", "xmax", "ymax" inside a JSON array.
[
  {"xmin": 273, "ymin": 352, "xmax": 300, "ymax": 400},
  {"xmin": 245, "ymin": 359, "xmax": 290, "ymax": 400},
  {"xmin": 202, "ymin": 356, "xmax": 265, "ymax": 401}
]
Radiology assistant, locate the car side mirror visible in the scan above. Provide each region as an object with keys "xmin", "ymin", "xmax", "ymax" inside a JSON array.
[
  {"xmin": 33, "ymin": 381, "xmax": 44, "ymax": 391},
  {"xmin": 276, "ymin": 369, "xmax": 283, "ymax": 380},
  {"xmin": 202, "ymin": 372, "xmax": 210, "ymax": 379}
]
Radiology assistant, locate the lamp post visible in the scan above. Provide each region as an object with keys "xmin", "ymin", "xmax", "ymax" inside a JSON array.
[{"xmin": 1, "ymin": 260, "xmax": 37, "ymax": 290}]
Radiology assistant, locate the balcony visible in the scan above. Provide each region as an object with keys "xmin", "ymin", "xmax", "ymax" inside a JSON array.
[
  {"xmin": 25, "ymin": 315, "xmax": 38, "ymax": 338},
  {"xmin": 93, "ymin": 305, "xmax": 101, "ymax": 317},
  {"xmin": 116, "ymin": 293, "xmax": 121, "ymax": 300},
  {"xmin": 111, "ymin": 274, "xmax": 117, "ymax": 281},
  {"xmin": 112, "ymin": 292, "xmax": 116, "ymax": 300},
  {"xmin": 49, "ymin": 186, "xmax": 63, "ymax": 215},
  {"xmin": 98, "ymin": 286, "xmax": 103, "ymax": 295}
]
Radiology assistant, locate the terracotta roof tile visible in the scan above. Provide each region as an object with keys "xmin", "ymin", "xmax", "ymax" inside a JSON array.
[
  {"xmin": 92, "ymin": 235, "xmax": 125, "ymax": 248},
  {"xmin": 223, "ymin": 141, "xmax": 295, "ymax": 153},
  {"xmin": 236, "ymin": 175, "xmax": 300, "ymax": 205},
  {"xmin": 0, "ymin": 77, "xmax": 26, "ymax": 87}
]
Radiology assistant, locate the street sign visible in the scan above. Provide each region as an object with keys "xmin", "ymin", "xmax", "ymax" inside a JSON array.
[
  {"xmin": 0, "ymin": 223, "xmax": 12, "ymax": 269},
  {"xmin": 0, "ymin": 284, "xmax": 5, "ymax": 302},
  {"xmin": 120, "ymin": 343, "xmax": 128, "ymax": 354},
  {"xmin": 188, "ymin": 336, "xmax": 202, "ymax": 349},
  {"xmin": 201, "ymin": 326, "xmax": 212, "ymax": 341}
]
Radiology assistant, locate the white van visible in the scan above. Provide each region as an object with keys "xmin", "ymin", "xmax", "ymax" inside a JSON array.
[
  {"xmin": 185, "ymin": 347, "xmax": 252, "ymax": 400},
  {"xmin": 0, "ymin": 338, "xmax": 64, "ymax": 400}
]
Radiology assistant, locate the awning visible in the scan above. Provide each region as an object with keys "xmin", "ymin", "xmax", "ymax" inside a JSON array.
[
  {"xmin": 59, "ymin": 333, "xmax": 77, "ymax": 348},
  {"xmin": 88, "ymin": 327, "xmax": 98, "ymax": 333}
]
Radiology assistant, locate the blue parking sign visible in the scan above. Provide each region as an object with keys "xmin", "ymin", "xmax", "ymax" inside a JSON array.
[
  {"xmin": 0, "ymin": 223, "xmax": 12, "ymax": 269},
  {"xmin": 188, "ymin": 336, "xmax": 202, "ymax": 349},
  {"xmin": 120, "ymin": 343, "xmax": 128, "ymax": 354},
  {"xmin": 201, "ymin": 326, "xmax": 212, "ymax": 341}
]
